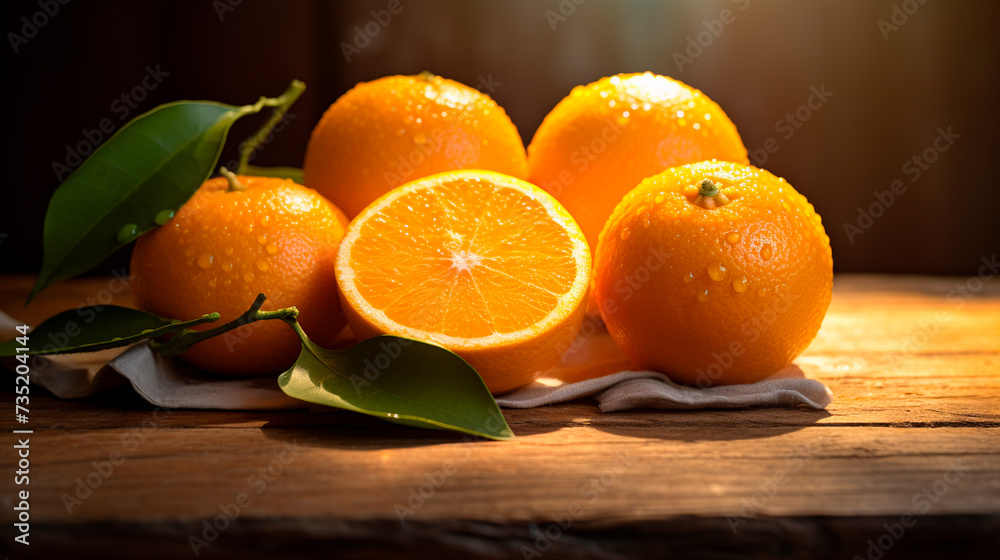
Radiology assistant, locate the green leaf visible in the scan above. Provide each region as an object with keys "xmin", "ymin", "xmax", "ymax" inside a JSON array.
[
  {"xmin": 0, "ymin": 306, "xmax": 218, "ymax": 357},
  {"xmin": 244, "ymin": 165, "xmax": 304, "ymax": 185},
  {"xmin": 29, "ymin": 81, "xmax": 306, "ymax": 303},
  {"xmin": 278, "ymin": 332, "xmax": 514, "ymax": 441}
]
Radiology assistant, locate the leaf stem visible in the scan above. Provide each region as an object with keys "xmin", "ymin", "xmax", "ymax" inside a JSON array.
[
  {"xmin": 151, "ymin": 293, "xmax": 299, "ymax": 357},
  {"xmin": 236, "ymin": 80, "xmax": 306, "ymax": 174}
]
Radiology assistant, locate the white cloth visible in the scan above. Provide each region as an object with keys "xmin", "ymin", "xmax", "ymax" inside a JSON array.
[{"xmin": 2, "ymin": 311, "xmax": 832, "ymax": 411}]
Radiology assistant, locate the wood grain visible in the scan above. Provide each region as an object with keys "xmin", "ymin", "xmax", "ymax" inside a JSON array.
[{"xmin": 1, "ymin": 274, "xmax": 998, "ymax": 559}]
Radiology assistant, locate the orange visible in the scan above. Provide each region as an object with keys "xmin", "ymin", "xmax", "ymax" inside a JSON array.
[
  {"xmin": 130, "ymin": 174, "xmax": 349, "ymax": 376},
  {"xmin": 593, "ymin": 160, "xmax": 832, "ymax": 386},
  {"xmin": 528, "ymin": 72, "xmax": 749, "ymax": 251},
  {"xmin": 335, "ymin": 170, "xmax": 591, "ymax": 394},
  {"xmin": 304, "ymin": 72, "xmax": 529, "ymax": 218}
]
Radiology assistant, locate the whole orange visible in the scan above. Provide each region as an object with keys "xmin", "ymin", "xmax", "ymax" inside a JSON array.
[
  {"xmin": 593, "ymin": 160, "xmax": 832, "ymax": 386},
  {"xmin": 130, "ymin": 174, "xmax": 349, "ymax": 376},
  {"xmin": 528, "ymin": 72, "xmax": 749, "ymax": 251},
  {"xmin": 303, "ymin": 72, "xmax": 528, "ymax": 218}
]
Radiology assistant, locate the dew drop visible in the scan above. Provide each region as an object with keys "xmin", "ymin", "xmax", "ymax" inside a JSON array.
[
  {"xmin": 654, "ymin": 194, "xmax": 665, "ymax": 204},
  {"xmin": 697, "ymin": 289, "xmax": 709, "ymax": 302},
  {"xmin": 225, "ymin": 247, "xmax": 234, "ymax": 256},
  {"xmin": 760, "ymin": 244, "xmax": 773, "ymax": 261},
  {"xmin": 208, "ymin": 278, "xmax": 218, "ymax": 288},
  {"xmin": 413, "ymin": 133, "xmax": 427, "ymax": 144},
  {"xmin": 256, "ymin": 234, "xmax": 267, "ymax": 245},
  {"xmin": 642, "ymin": 213, "xmax": 651, "ymax": 228},
  {"xmin": 243, "ymin": 272, "xmax": 255, "ymax": 284},
  {"xmin": 154, "ymin": 210, "xmax": 175, "ymax": 226},
  {"xmin": 223, "ymin": 278, "xmax": 232, "ymax": 287},
  {"xmin": 116, "ymin": 224, "xmax": 139, "ymax": 244},
  {"xmin": 732, "ymin": 277, "xmax": 748, "ymax": 293},
  {"xmin": 642, "ymin": 102, "xmax": 652, "ymax": 111},
  {"xmin": 683, "ymin": 272, "xmax": 695, "ymax": 283},
  {"xmin": 620, "ymin": 227, "xmax": 631, "ymax": 240},
  {"xmin": 726, "ymin": 232, "xmax": 741, "ymax": 245},
  {"xmin": 197, "ymin": 253, "xmax": 214, "ymax": 269},
  {"xmin": 757, "ymin": 288, "xmax": 768, "ymax": 297},
  {"xmin": 266, "ymin": 243, "xmax": 279, "ymax": 255},
  {"xmin": 256, "ymin": 259, "xmax": 269, "ymax": 272},
  {"xmin": 707, "ymin": 262, "xmax": 727, "ymax": 282},
  {"xmin": 222, "ymin": 261, "xmax": 234, "ymax": 273},
  {"xmin": 260, "ymin": 215, "xmax": 271, "ymax": 226},
  {"xmin": 404, "ymin": 115, "xmax": 414, "ymax": 123}
]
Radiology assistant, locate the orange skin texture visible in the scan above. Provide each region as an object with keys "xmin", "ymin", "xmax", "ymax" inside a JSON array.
[
  {"xmin": 593, "ymin": 161, "xmax": 833, "ymax": 386},
  {"xmin": 528, "ymin": 72, "xmax": 749, "ymax": 252},
  {"xmin": 303, "ymin": 73, "xmax": 528, "ymax": 218},
  {"xmin": 130, "ymin": 176, "xmax": 349, "ymax": 376}
]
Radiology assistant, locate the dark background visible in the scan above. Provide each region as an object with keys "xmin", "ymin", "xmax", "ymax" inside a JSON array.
[{"xmin": 2, "ymin": 0, "xmax": 998, "ymax": 279}]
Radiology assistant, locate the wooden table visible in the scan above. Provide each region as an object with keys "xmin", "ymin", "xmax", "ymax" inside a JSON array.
[{"xmin": 1, "ymin": 274, "xmax": 998, "ymax": 559}]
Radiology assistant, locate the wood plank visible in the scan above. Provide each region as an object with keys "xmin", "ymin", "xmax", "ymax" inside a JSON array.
[{"xmin": 2, "ymin": 274, "xmax": 999, "ymax": 558}]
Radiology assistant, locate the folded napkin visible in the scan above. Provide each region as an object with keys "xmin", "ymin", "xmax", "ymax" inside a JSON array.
[{"xmin": 1, "ymin": 311, "xmax": 832, "ymax": 411}]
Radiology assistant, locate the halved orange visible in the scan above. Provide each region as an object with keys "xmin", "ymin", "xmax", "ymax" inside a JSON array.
[{"xmin": 335, "ymin": 170, "xmax": 591, "ymax": 394}]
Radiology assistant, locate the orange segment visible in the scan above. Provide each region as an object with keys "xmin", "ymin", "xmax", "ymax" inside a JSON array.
[{"xmin": 336, "ymin": 170, "xmax": 591, "ymax": 394}]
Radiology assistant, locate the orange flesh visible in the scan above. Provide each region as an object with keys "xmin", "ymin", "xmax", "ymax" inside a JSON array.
[{"xmin": 348, "ymin": 178, "xmax": 579, "ymax": 338}]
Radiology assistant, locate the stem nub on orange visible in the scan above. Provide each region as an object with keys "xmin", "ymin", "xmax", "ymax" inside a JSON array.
[
  {"xmin": 594, "ymin": 161, "xmax": 833, "ymax": 386},
  {"xmin": 130, "ymin": 175, "xmax": 349, "ymax": 376},
  {"xmin": 528, "ymin": 72, "xmax": 749, "ymax": 252},
  {"xmin": 334, "ymin": 170, "xmax": 591, "ymax": 394},
  {"xmin": 304, "ymin": 73, "xmax": 528, "ymax": 219}
]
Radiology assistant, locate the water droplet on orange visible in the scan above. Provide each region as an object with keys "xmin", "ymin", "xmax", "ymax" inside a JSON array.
[
  {"xmin": 654, "ymin": 194, "xmax": 665, "ymax": 204},
  {"xmin": 222, "ymin": 261, "xmax": 234, "ymax": 273},
  {"xmin": 197, "ymin": 253, "xmax": 214, "ymax": 269},
  {"xmin": 266, "ymin": 243, "xmax": 279, "ymax": 255},
  {"xmin": 225, "ymin": 247, "xmax": 234, "ymax": 256},
  {"xmin": 732, "ymin": 277, "xmax": 748, "ymax": 293},
  {"xmin": 683, "ymin": 272, "xmax": 695, "ymax": 283},
  {"xmin": 708, "ymin": 262, "xmax": 727, "ymax": 281},
  {"xmin": 256, "ymin": 259, "xmax": 269, "ymax": 272},
  {"xmin": 208, "ymin": 278, "xmax": 218, "ymax": 288},
  {"xmin": 256, "ymin": 234, "xmax": 267, "ymax": 245},
  {"xmin": 642, "ymin": 214, "xmax": 651, "ymax": 228},
  {"xmin": 726, "ymin": 232, "xmax": 741, "ymax": 245},
  {"xmin": 620, "ymin": 227, "xmax": 631, "ymax": 240},
  {"xmin": 757, "ymin": 288, "xmax": 768, "ymax": 297},
  {"xmin": 760, "ymin": 244, "xmax": 773, "ymax": 261},
  {"xmin": 260, "ymin": 215, "xmax": 271, "ymax": 226},
  {"xmin": 697, "ymin": 289, "xmax": 709, "ymax": 302},
  {"xmin": 413, "ymin": 133, "xmax": 427, "ymax": 144},
  {"xmin": 243, "ymin": 272, "xmax": 254, "ymax": 284}
]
